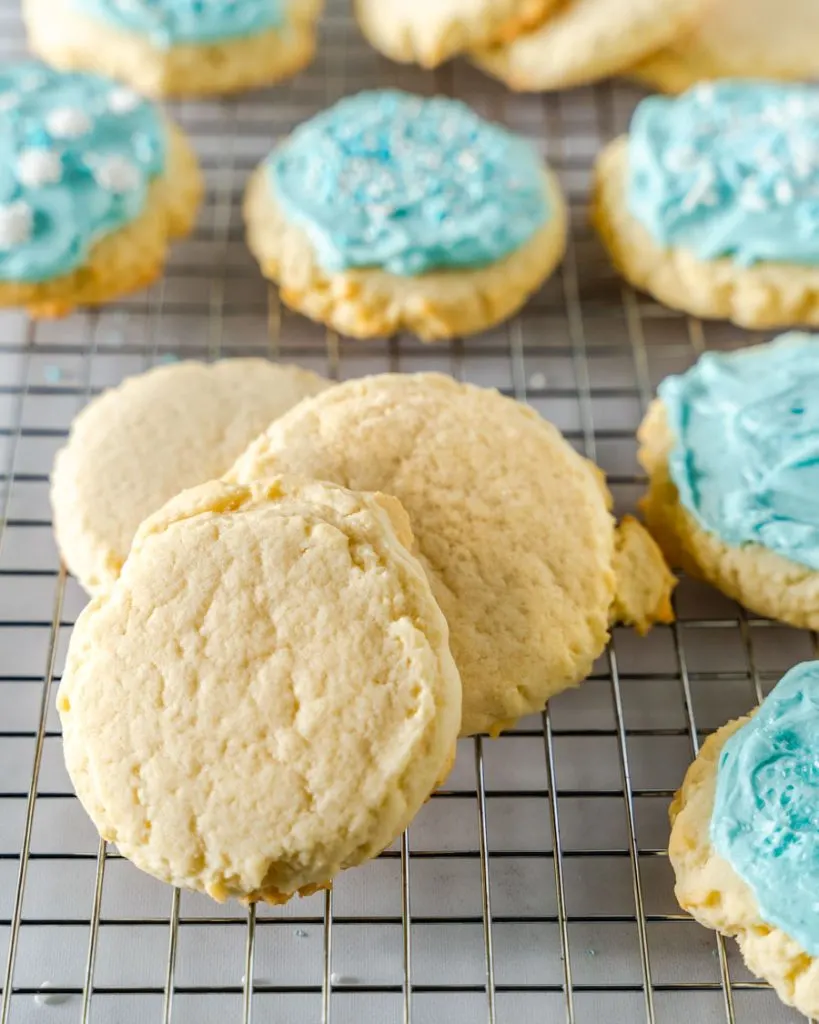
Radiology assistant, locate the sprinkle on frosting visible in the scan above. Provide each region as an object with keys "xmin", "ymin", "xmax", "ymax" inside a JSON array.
[
  {"xmin": 627, "ymin": 81, "xmax": 819, "ymax": 266},
  {"xmin": 0, "ymin": 62, "xmax": 166, "ymax": 284},
  {"xmin": 269, "ymin": 90, "xmax": 550, "ymax": 277}
]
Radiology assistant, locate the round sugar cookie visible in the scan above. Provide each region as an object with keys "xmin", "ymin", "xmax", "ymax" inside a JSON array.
[
  {"xmin": 244, "ymin": 90, "xmax": 567, "ymax": 342},
  {"xmin": 24, "ymin": 0, "xmax": 322, "ymax": 98},
  {"xmin": 670, "ymin": 662, "xmax": 819, "ymax": 1019},
  {"xmin": 630, "ymin": 0, "xmax": 819, "ymax": 93},
  {"xmin": 228, "ymin": 373, "xmax": 676, "ymax": 737},
  {"xmin": 0, "ymin": 63, "xmax": 202, "ymax": 319},
  {"xmin": 57, "ymin": 475, "xmax": 462, "ymax": 903},
  {"xmin": 593, "ymin": 83, "xmax": 819, "ymax": 328},
  {"xmin": 469, "ymin": 0, "xmax": 710, "ymax": 92},
  {"xmin": 51, "ymin": 358, "xmax": 329, "ymax": 595},
  {"xmin": 638, "ymin": 335, "xmax": 819, "ymax": 629},
  {"xmin": 355, "ymin": 0, "xmax": 558, "ymax": 69}
]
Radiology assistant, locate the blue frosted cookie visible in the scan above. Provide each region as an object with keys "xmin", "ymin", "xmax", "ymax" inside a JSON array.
[
  {"xmin": 593, "ymin": 80, "xmax": 819, "ymax": 327},
  {"xmin": 23, "ymin": 0, "xmax": 322, "ymax": 98},
  {"xmin": 0, "ymin": 62, "xmax": 201, "ymax": 317},
  {"xmin": 244, "ymin": 89, "xmax": 567, "ymax": 340}
]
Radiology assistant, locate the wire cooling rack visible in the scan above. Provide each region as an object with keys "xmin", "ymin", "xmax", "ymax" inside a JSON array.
[{"xmin": 0, "ymin": 2, "xmax": 815, "ymax": 1023}]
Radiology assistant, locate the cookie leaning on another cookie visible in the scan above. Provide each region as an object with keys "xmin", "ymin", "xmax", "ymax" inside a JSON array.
[
  {"xmin": 24, "ymin": 0, "xmax": 322, "ymax": 98},
  {"xmin": 244, "ymin": 90, "xmax": 567, "ymax": 341},
  {"xmin": 58, "ymin": 475, "xmax": 462, "ymax": 904}
]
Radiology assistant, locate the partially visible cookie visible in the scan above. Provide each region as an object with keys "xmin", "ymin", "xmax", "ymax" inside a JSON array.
[
  {"xmin": 244, "ymin": 90, "xmax": 567, "ymax": 341},
  {"xmin": 355, "ymin": 0, "xmax": 558, "ymax": 68},
  {"xmin": 638, "ymin": 335, "xmax": 819, "ymax": 629},
  {"xmin": 57, "ymin": 475, "xmax": 462, "ymax": 903},
  {"xmin": 229, "ymin": 373, "xmax": 675, "ymax": 737},
  {"xmin": 630, "ymin": 0, "xmax": 819, "ymax": 93},
  {"xmin": 593, "ymin": 82, "xmax": 819, "ymax": 328},
  {"xmin": 24, "ymin": 0, "xmax": 322, "ymax": 98},
  {"xmin": 51, "ymin": 359, "xmax": 329, "ymax": 595},
  {"xmin": 470, "ymin": 0, "xmax": 710, "ymax": 92}
]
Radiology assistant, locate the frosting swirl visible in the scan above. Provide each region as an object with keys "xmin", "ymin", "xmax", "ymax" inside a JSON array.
[
  {"xmin": 627, "ymin": 81, "xmax": 819, "ymax": 266},
  {"xmin": 711, "ymin": 661, "xmax": 819, "ymax": 955},
  {"xmin": 660, "ymin": 333, "xmax": 819, "ymax": 570},
  {"xmin": 269, "ymin": 90, "xmax": 550, "ymax": 276}
]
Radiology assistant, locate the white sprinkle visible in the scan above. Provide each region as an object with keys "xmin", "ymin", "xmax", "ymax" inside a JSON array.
[
  {"xmin": 107, "ymin": 86, "xmax": 141, "ymax": 114},
  {"xmin": 20, "ymin": 70, "xmax": 46, "ymax": 91},
  {"xmin": 93, "ymin": 155, "xmax": 141, "ymax": 193},
  {"xmin": 46, "ymin": 107, "xmax": 92, "ymax": 139},
  {"xmin": 0, "ymin": 91, "xmax": 19, "ymax": 112},
  {"xmin": 33, "ymin": 982, "xmax": 70, "ymax": 1007},
  {"xmin": 775, "ymin": 179, "xmax": 795, "ymax": 205},
  {"xmin": 16, "ymin": 149, "xmax": 61, "ymax": 187},
  {"xmin": 739, "ymin": 189, "xmax": 768, "ymax": 212},
  {"xmin": 786, "ymin": 95, "xmax": 807, "ymax": 118},
  {"xmin": 0, "ymin": 200, "xmax": 33, "ymax": 249},
  {"xmin": 663, "ymin": 145, "xmax": 698, "ymax": 173},
  {"xmin": 528, "ymin": 371, "xmax": 547, "ymax": 390},
  {"xmin": 681, "ymin": 170, "xmax": 716, "ymax": 213},
  {"xmin": 694, "ymin": 82, "xmax": 715, "ymax": 104}
]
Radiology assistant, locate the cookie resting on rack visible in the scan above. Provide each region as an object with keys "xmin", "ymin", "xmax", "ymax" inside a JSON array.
[
  {"xmin": 592, "ymin": 81, "xmax": 819, "ymax": 328},
  {"xmin": 24, "ymin": 0, "xmax": 322, "ymax": 98},
  {"xmin": 0, "ymin": 63, "xmax": 201, "ymax": 318},
  {"xmin": 243, "ymin": 90, "xmax": 567, "ymax": 341},
  {"xmin": 227, "ymin": 373, "xmax": 677, "ymax": 737},
  {"xmin": 50, "ymin": 359, "xmax": 329, "ymax": 596},
  {"xmin": 57, "ymin": 476, "xmax": 462, "ymax": 904},
  {"xmin": 670, "ymin": 661, "xmax": 819, "ymax": 1019},
  {"xmin": 469, "ymin": 0, "xmax": 709, "ymax": 92},
  {"xmin": 355, "ymin": 0, "xmax": 559, "ymax": 69}
]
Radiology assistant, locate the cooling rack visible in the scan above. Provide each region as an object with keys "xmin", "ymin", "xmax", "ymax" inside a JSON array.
[{"xmin": 0, "ymin": 2, "xmax": 814, "ymax": 1022}]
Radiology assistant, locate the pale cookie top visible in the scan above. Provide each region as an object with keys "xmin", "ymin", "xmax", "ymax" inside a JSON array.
[
  {"xmin": 57, "ymin": 476, "xmax": 462, "ymax": 902},
  {"xmin": 50, "ymin": 358, "xmax": 329, "ymax": 594},
  {"xmin": 0, "ymin": 63, "xmax": 166, "ymax": 283},
  {"xmin": 268, "ymin": 90, "xmax": 551, "ymax": 276},
  {"xmin": 627, "ymin": 81, "xmax": 819, "ymax": 267},
  {"xmin": 658, "ymin": 334, "xmax": 819, "ymax": 570},
  {"xmin": 67, "ymin": 0, "xmax": 287, "ymax": 46}
]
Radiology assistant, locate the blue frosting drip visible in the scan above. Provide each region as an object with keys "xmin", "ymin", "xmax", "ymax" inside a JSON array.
[
  {"xmin": 711, "ymin": 661, "xmax": 819, "ymax": 955},
  {"xmin": 627, "ymin": 81, "xmax": 819, "ymax": 266},
  {"xmin": 269, "ymin": 90, "xmax": 550, "ymax": 276},
  {"xmin": 660, "ymin": 333, "xmax": 819, "ymax": 570},
  {"xmin": 71, "ymin": 0, "xmax": 285, "ymax": 46},
  {"xmin": 0, "ymin": 63, "xmax": 166, "ymax": 284}
]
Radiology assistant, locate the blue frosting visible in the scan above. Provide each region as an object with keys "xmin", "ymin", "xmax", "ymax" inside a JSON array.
[
  {"xmin": 627, "ymin": 81, "xmax": 819, "ymax": 266},
  {"xmin": 0, "ymin": 63, "xmax": 166, "ymax": 284},
  {"xmin": 71, "ymin": 0, "xmax": 285, "ymax": 46},
  {"xmin": 711, "ymin": 661, "xmax": 819, "ymax": 955},
  {"xmin": 268, "ymin": 90, "xmax": 550, "ymax": 276},
  {"xmin": 660, "ymin": 333, "xmax": 819, "ymax": 570}
]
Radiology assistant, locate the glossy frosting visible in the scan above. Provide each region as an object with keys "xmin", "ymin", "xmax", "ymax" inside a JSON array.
[
  {"xmin": 269, "ymin": 90, "xmax": 550, "ymax": 276},
  {"xmin": 0, "ymin": 64, "xmax": 165, "ymax": 284},
  {"xmin": 71, "ymin": 0, "xmax": 285, "ymax": 46},
  {"xmin": 660, "ymin": 333, "xmax": 819, "ymax": 569},
  {"xmin": 627, "ymin": 81, "xmax": 819, "ymax": 266},
  {"xmin": 711, "ymin": 661, "xmax": 819, "ymax": 955}
]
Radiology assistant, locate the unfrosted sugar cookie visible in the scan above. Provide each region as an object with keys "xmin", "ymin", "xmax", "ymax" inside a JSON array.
[
  {"xmin": 24, "ymin": 0, "xmax": 322, "ymax": 98},
  {"xmin": 0, "ymin": 63, "xmax": 201, "ymax": 318},
  {"xmin": 639, "ymin": 334, "xmax": 819, "ymax": 628},
  {"xmin": 228, "ymin": 373, "xmax": 676, "ymax": 737},
  {"xmin": 355, "ymin": 0, "xmax": 559, "ymax": 69},
  {"xmin": 51, "ymin": 359, "xmax": 329, "ymax": 595},
  {"xmin": 57, "ymin": 476, "xmax": 462, "ymax": 904},
  {"xmin": 630, "ymin": 0, "xmax": 819, "ymax": 94},
  {"xmin": 469, "ymin": 0, "xmax": 709, "ymax": 92},
  {"xmin": 670, "ymin": 661, "xmax": 819, "ymax": 1019},
  {"xmin": 593, "ymin": 82, "xmax": 819, "ymax": 328},
  {"xmin": 244, "ymin": 90, "xmax": 567, "ymax": 341}
]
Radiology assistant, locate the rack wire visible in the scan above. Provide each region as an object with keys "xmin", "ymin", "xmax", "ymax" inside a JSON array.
[{"xmin": 0, "ymin": 2, "xmax": 814, "ymax": 1022}]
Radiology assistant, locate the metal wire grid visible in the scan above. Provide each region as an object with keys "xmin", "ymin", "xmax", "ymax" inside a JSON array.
[{"xmin": 0, "ymin": 4, "xmax": 816, "ymax": 1024}]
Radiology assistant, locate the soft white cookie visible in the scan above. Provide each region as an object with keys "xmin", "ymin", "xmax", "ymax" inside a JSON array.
[
  {"xmin": 51, "ymin": 359, "xmax": 329, "ymax": 595},
  {"xmin": 228, "ymin": 373, "xmax": 676, "ymax": 737}
]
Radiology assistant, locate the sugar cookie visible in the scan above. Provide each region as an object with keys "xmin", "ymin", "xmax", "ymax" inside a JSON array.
[
  {"xmin": 229, "ymin": 373, "xmax": 675, "ymax": 737},
  {"xmin": 57, "ymin": 475, "xmax": 462, "ymax": 903},
  {"xmin": 638, "ymin": 335, "xmax": 819, "ymax": 629},
  {"xmin": 24, "ymin": 0, "xmax": 322, "ymax": 98},
  {"xmin": 670, "ymin": 661, "xmax": 819, "ymax": 1019},
  {"xmin": 51, "ymin": 359, "xmax": 329, "ymax": 595},
  {"xmin": 244, "ymin": 90, "xmax": 567, "ymax": 341},
  {"xmin": 593, "ymin": 82, "xmax": 819, "ymax": 328}
]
